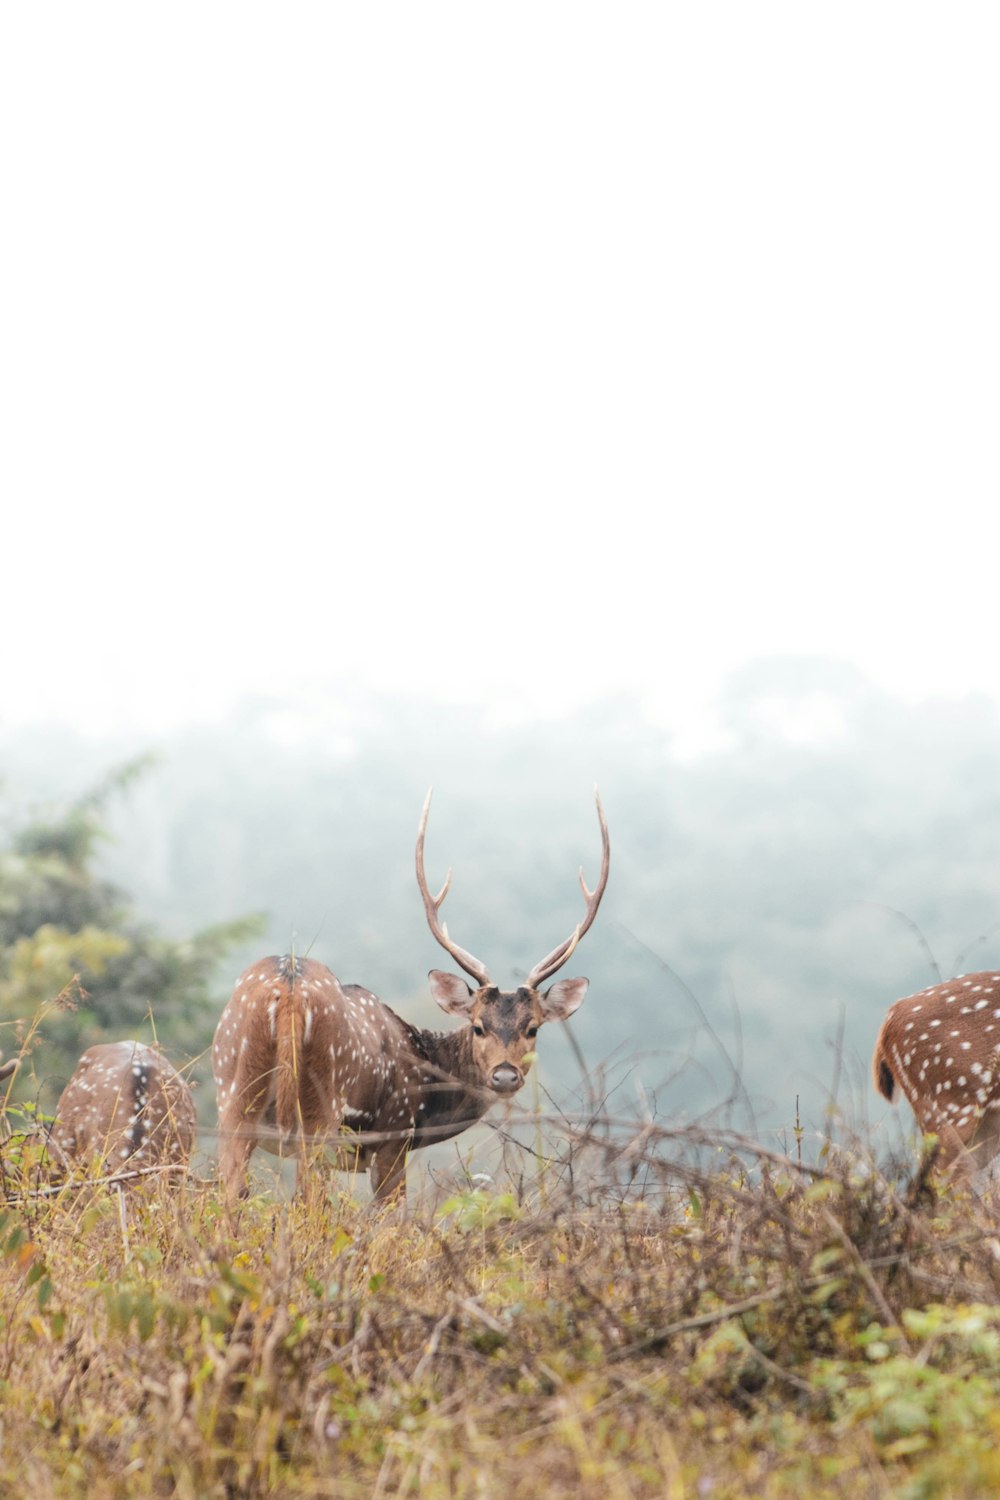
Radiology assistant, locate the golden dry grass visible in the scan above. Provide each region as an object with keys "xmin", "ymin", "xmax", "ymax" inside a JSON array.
[{"xmin": 5, "ymin": 1119, "xmax": 1000, "ymax": 1499}]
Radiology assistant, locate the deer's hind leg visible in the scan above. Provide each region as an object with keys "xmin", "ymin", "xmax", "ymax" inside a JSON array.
[
  {"xmin": 948, "ymin": 1109, "xmax": 1000, "ymax": 1182},
  {"xmin": 217, "ymin": 1057, "xmax": 275, "ymax": 1201},
  {"xmin": 290, "ymin": 1052, "xmax": 344, "ymax": 1203}
]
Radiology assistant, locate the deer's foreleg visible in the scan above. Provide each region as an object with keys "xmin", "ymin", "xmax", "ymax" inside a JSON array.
[{"xmin": 369, "ymin": 1138, "xmax": 410, "ymax": 1204}]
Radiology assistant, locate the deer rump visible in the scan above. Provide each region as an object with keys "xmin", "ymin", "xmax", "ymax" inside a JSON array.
[
  {"xmin": 871, "ymin": 970, "xmax": 1000, "ymax": 1172},
  {"xmin": 219, "ymin": 959, "xmax": 428, "ymax": 1169},
  {"xmin": 49, "ymin": 1040, "xmax": 196, "ymax": 1176}
]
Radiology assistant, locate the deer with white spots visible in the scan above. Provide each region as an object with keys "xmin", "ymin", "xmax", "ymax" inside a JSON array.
[
  {"xmin": 213, "ymin": 790, "xmax": 610, "ymax": 1202},
  {"xmin": 873, "ymin": 970, "xmax": 1000, "ymax": 1171},
  {"xmin": 48, "ymin": 1041, "xmax": 197, "ymax": 1180}
]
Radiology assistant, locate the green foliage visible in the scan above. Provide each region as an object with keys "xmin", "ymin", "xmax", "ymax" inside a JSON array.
[
  {"xmin": 807, "ymin": 1306, "xmax": 1000, "ymax": 1495},
  {"xmin": 0, "ymin": 1207, "xmax": 66, "ymax": 1344},
  {"xmin": 0, "ymin": 761, "xmax": 262, "ymax": 1105},
  {"xmin": 436, "ymin": 1187, "xmax": 521, "ymax": 1233}
]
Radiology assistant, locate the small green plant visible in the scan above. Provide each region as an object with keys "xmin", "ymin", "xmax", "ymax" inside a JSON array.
[{"xmin": 435, "ymin": 1187, "xmax": 521, "ymax": 1233}]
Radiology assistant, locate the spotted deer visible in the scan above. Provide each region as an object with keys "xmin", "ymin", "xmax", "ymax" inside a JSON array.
[
  {"xmin": 48, "ymin": 1041, "xmax": 197, "ymax": 1180},
  {"xmin": 213, "ymin": 791, "xmax": 610, "ymax": 1202},
  {"xmin": 873, "ymin": 970, "xmax": 1000, "ymax": 1171}
]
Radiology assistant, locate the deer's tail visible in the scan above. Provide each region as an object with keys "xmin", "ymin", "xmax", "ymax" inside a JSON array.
[
  {"xmin": 872, "ymin": 1024, "xmax": 896, "ymax": 1102},
  {"xmin": 275, "ymin": 990, "xmax": 303, "ymax": 1139}
]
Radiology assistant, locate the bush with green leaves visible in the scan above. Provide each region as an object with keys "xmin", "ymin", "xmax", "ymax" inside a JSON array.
[{"xmin": 0, "ymin": 757, "xmax": 260, "ymax": 1107}]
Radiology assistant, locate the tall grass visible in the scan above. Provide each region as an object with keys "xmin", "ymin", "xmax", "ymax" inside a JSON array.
[{"xmin": 4, "ymin": 1081, "xmax": 1000, "ymax": 1499}]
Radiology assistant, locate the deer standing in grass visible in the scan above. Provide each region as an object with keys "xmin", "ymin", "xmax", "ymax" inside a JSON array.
[
  {"xmin": 48, "ymin": 1041, "xmax": 197, "ymax": 1180},
  {"xmin": 873, "ymin": 970, "xmax": 1000, "ymax": 1172},
  {"xmin": 213, "ymin": 791, "xmax": 610, "ymax": 1202}
]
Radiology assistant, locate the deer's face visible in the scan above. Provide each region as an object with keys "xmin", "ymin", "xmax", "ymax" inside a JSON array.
[{"xmin": 428, "ymin": 972, "xmax": 589, "ymax": 1094}]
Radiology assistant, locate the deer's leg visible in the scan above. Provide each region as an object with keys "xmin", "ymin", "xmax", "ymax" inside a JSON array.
[
  {"xmin": 292, "ymin": 1127, "xmax": 335, "ymax": 1203},
  {"xmin": 291, "ymin": 1061, "xmax": 341, "ymax": 1203},
  {"xmin": 217, "ymin": 1085, "xmax": 270, "ymax": 1201},
  {"xmin": 218, "ymin": 1117, "xmax": 257, "ymax": 1200},
  {"xmin": 945, "ymin": 1110, "xmax": 1000, "ymax": 1180},
  {"xmin": 369, "ymin": 1140, "xmax": 410, "ymax": 1205}
]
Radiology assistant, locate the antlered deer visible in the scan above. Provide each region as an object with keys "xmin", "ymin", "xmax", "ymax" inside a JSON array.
[
  {"xmin": 48, "ymin": 1041, "xmax": 196, "ymax": 1180},
  {"xmin": 214, "ymin": 791, "xmax": 609, "ymax": 1202},
  {"xmin": 873, "ymin": 970, "xmax": 1000, "ymax": 1171}
]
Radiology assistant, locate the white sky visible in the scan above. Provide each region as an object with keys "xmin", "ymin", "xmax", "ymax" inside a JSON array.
[{"xmin": 2, "ymin": 6, "xmax": 999, "ymax": 747}]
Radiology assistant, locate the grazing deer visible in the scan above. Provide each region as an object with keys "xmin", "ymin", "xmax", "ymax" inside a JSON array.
[
  {"xmin": 214, "ymin": 791, "xmax": 610, "ymax": 1202},
  {"xmin": 48, "ymin": 1041, "xmax": 196, "ymax": 1180},
  {"xmin": 873, "ymin": 970, "xmax": 1000, "ymax": 1171}
]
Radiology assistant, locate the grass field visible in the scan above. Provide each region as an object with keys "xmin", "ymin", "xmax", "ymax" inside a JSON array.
[{"xmin": 3, "ymin": 1107, "xmax": 1000, "ymax": 1499}]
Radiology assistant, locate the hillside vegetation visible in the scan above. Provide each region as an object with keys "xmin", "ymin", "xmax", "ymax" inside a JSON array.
[{"xmin": 2, "ymin": 1103, "xmax": 1000, "ymax": 1499}]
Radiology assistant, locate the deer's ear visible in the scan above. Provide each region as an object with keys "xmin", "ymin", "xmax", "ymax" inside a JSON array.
[
  {"xmin": 429, "ymin": 970, "xmax": 476, "ymax": 1018},
  {"xmin": 540, "ymin": 977, "xmax": 589, "ymax": 1022}
]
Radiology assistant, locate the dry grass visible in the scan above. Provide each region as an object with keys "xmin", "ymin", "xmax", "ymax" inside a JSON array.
[{"xmin": 4, "ymin": 1112, "xmax": 1000, "ymax": 1499}]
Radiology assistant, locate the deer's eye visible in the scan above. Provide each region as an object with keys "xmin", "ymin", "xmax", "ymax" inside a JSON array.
[
  {"xmin": 526, "ymin": 1025, "xmax": 539, "ymax": 1039},
  {"xmin": 472, "ymin": 1023, "xmax": 486, "ymax": 1037}
]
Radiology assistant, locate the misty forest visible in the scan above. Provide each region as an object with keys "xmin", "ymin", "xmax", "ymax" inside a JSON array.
[{"xmin": 3, "ymin": 657, "xmax": 999, "ymax": 1167}]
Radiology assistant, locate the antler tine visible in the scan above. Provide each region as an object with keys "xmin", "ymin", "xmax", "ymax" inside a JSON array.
[
  {"xmin": 525, "ymin": 788, "xmax": 610, "ymax": 989},
  {"xmin": 416, "ymin": 789, "xmax": 492, "ymax": 986}
]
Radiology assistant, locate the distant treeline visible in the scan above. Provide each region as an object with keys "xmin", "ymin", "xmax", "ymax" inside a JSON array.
[{"xmin": 4, "ymin": 658, "xmax": 1000, "ymax": 1145}]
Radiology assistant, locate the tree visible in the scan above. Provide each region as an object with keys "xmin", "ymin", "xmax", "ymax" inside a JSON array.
[{"xmin": 0, "ymin": 758, "xmax": 262, "ymax": 1110}]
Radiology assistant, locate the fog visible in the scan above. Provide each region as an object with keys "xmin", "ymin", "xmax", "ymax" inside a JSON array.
[
  {"xmin": 4, "ymin": 656, "xmax": 999, "ymax": 1160},
  {"xmin": 3, "ymin": 7, "xmax": 999, "ymax": 1172}
]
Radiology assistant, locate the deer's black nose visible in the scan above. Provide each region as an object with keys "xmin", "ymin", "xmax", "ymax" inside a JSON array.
[{"xmin": 490, "ymin": 1063, "xmax": 522, "ymax": 1093}]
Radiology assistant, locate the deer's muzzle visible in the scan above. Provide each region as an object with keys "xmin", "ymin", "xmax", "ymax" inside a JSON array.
[{"xmin": 490, "ymin": 1063, "xmax": 523, "ymax": 1094}]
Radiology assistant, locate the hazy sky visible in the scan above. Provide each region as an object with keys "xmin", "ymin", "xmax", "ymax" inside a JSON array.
[{"xmin": 3, "ymin": 7, "xmax": 998, "ymax": 749}]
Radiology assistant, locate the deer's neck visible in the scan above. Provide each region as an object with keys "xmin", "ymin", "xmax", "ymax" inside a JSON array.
[{"xmin": 404, "ymin": 1023, "xmax": 493, "ymax": 1145}]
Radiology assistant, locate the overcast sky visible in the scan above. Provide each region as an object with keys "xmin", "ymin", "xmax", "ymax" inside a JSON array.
[{"xmin": 2, "ymin": 6, "xmax": 998, "ymax": 751}]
